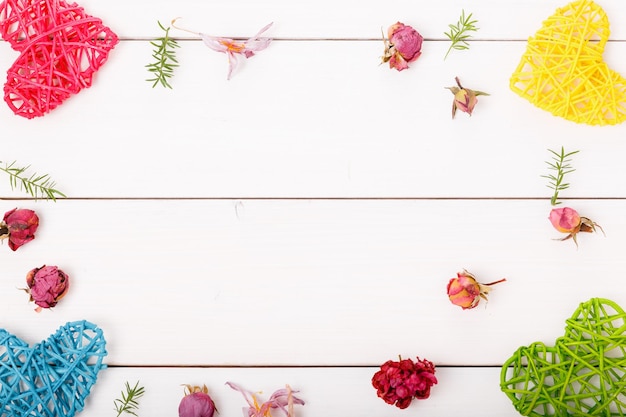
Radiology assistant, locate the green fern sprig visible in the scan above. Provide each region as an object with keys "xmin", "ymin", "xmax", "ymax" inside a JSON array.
[
  {"xmin": 0, "ymin": 160, "xmax": 65, "ymax": 201},
  {"xmin": 444, "ymin": 10, "xmax": 479, "ymax": 60},
  {"xmin": 146, "ymin": 21, "xmax": 179, "ymax": 88},
  {"xmin": 541, "ymin": 147, "xmax": 580, "ymax": 206},
  {"xmin": 114, "ymin": 381, "xmax": 145, "ymax": 417}
]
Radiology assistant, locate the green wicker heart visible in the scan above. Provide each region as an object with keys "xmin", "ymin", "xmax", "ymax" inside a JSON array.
[{"xmin": 501, "ymin": 298, "xmax": 626, "ymax": 416}]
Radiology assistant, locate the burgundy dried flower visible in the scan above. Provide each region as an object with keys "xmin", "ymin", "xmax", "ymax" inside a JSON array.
[
  {"xmin": 372, "ymin": 356, "xmax": 437, "ymax": 409},
  {"xmin": 179, "ymin": 385, "xmax": 216, "ymax": 417},
  {"xmin": 0, "ymin": 208, "xmax": 39, "ymax": 251},
  {"xmin": 24, "ymin": 265, "xmax": 69, "ymax": 312}
]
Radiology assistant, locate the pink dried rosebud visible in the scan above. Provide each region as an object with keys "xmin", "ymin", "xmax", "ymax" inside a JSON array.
[
  {"xmin": 445, "ymin": 76, "xmax": 489, "ymax": 118},
  {"xmin": 381, "ymin": 22, "xmax": 423, "ymax": 71},
  {"xmin": 372, "ymin": 356, "xmax": 437, "ymax": 409},
  {"xmin": 24, "ymin": 265, "xmax": 69, "ymax": 312},
  {"xmin": 549, "ymin": 207, "xmax": 604, "ymax": 246},
  {"xmin": 179, "ymin": 385, "xmax": 216, "ymax": 417},
  {"xmin": 447, "ymin": 270, "xmax": 505, "ymax": 310},
  {"xmin": 0, "ymin": 208, "xmax": 39, "ymax": 251}
]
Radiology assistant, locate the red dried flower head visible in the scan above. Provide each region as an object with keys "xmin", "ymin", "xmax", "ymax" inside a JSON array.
[
  {"xmin": 372, "ymin": 356, "xmax": 437, "ymax": 409},
  {"xmin": 24, "ymin": 265, "xmax": 69, "ymax": 312},
  {"xmin": 0, "ymin": 208, "xmax": 39, "ymax": 251}
]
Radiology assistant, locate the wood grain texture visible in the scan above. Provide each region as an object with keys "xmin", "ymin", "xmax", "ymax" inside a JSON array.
[{"xmin": 1, "ymin": 0, "xmax": 625, "ymax": 415}]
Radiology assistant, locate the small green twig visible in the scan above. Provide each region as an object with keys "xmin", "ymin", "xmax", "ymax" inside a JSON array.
[
  {"xmin": 541, "ymin": 147, "xmax": 579, "ymax": 206},
  {"xmin": 0, "ymin": 160, "xmax": 65, "ymax": 201},
  {"xmin": 146, "ymin": 21, "xmax": 179, "ymax": 88},
  {"xmin": 444, "ymin": 9, "xmax": 479, "ymax": 60},
  {"xmin": 114, "ymin": 381, "xmax": 145, "ymax": 417}
]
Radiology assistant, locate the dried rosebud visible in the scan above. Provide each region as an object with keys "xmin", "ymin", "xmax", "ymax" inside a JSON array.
[
  {"xmin": 381, "ymin": 22, "xmax": 423, "ymax": 71},
  {"xmin": 372, "ymin": 356, "xmax": 437, "ymax": 409},
  {"xmin": 447, "ymin": 270, "xmax": 505, "ymax": 309},
  {"xmin": 445, "ymin": 76, "xmax": 489, "ymax": 118},
  {"xmin": 549, "ymin": 207, "xmax": 604, "ymax": 246},
  {"xmin": 0, "ymin": 208, "xmax": 39, "ymax": 251},
  {"xmin": 24, "ymin": 265, "xmax": 69, "ymax": 312},
  {"xmin": 179, "ymin": 385, "xmax": 216, "ymax": 417}
]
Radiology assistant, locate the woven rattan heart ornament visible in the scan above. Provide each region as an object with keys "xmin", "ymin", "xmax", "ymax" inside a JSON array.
[
  {"xmin": 0, "ymin": 0, "xmax": 118, "ymax": 118},
  {"xmin": 500, "ymin": 298, "xmax": 626, "ymax": 416},
  {"xmin": 0, "ymin": 321, "xmax": 107, "ymax": 417},
  {"xmin": 510, "ymin": 0, "xmax": 626, "ymax": 125}
]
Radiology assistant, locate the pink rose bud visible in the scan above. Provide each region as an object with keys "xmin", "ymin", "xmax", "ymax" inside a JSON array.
[
  {"xmin": 0, "ymin": 208, "xmax": 39, "ymax": 251},
  {"xmin": 445, "ymin": 77, "xmax": 489, "ymax": 118},
  {"xmin": 381, "ymin": 22, "xmax": 423, "ymax": 71},
  {"xmin": 179, "ymin": 385, "xmax": 216, "ymax": 417},
  {"xmin": 549, "ymin": 207, "xmax": 580, "ymax": 233},
  {"xmin": 549, "ymin": 207, "xmax": 604, "ymax": 246},
  {"xmin": 447, "ymin": 270, "xmax": 505, "ymax": 310},
  {"xmin": 24, "ymin": 265, "xmax": 69, "ymax": 312}
]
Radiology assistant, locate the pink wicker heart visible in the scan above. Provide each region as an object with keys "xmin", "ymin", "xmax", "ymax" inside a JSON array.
[
  {"xmin": 0, "ymin": 0, "xmax": 119, "ymax": 118},
  {"xmin": 0, "ymin": 321, "xmax": 107, "ymax": 417}
]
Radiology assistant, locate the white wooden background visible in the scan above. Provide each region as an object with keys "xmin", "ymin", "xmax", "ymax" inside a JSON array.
[{"xmin": 1, "ymin": 0, "xmax": 626, "ymax": 415}]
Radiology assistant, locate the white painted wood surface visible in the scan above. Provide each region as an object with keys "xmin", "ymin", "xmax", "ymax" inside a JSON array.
[{"xmin": 1, "ymin": 0, "xmax": 626, "ymax": 416}]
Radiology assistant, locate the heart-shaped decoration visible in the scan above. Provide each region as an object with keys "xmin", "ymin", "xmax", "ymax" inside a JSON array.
[
  {"xmin": 0, "ymin": 321, "xmax": 107, "ymax": 417},
  {"xmin": 510, "ymin": 0, "xmax": 626, "ymax": 125},
  {"xmin": 501, "ymin": 298, "xmax": 626, "ymax": 416},
  {"xmin": 0, "ymin": 0, "xmax": 118, "ymax": 118}
]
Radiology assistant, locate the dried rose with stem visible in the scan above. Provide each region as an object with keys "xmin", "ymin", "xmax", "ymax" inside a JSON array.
[
  {"xmin": 0, "ymin": 208, "xmax": 39, "ymax": 251},
  {"xmin": 22, "ymin": 265, "xmax": 70, "ymax": 312},
  {"xmin": 447, "ymin": 269, "xmax": 506, "ymax": 310},
  {"xmin": 381, "ymin": 22, "xmax": 423, "ymax": 71},
  {"xmin": 445, "ymin": 77, "xmax": 488, "ymax": 118},
  {"xmin": 549, "ymin": 207, "xmax": 604, "ymax": 247}
]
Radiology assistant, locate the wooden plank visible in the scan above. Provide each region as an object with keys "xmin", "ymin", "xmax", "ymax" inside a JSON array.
[
  {"xmin": 76, "ymin": 0, "xmax": 626, "ymax": 40},
  {"xmin": 0, "ymin": 199, "xmax": 620, "ymax": 366},
  {"xmin": 76, "ymin": 366, "xmax": 520, "ymax": 417},
  {"xmin": 0, "ymin": 40, "xmax": 624, "ymax": 198}
]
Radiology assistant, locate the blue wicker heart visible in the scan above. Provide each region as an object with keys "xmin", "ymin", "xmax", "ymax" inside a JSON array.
[{"xmin": 0, "ymin": 321, "xmax": 107, "ymax": 417}]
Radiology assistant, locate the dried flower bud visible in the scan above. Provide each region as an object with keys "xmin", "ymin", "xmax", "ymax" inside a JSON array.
[
  {"xmin": 381, "ymin": 22, "xmax": 423, "ymax": 71},
  {"xmin": 549, "ymin": 207, "xmax": 604, "ymax": 246},
  {"xmin": 0, "ymin": 208, "xmax": 39, "ymax": 251},
  {"xmin": 179, "ymin": 385, "xmax": 216, "ymax": 417},
  {"xmin": 372, "ymin": 356, "xmax": 437, "ymax": 409},
  {"xmin": 24, "ymin": 265, "xmax": 69, "ymax": 312},
  {"xmin": 445, "ymin": 76, "xmax": 489, "ymax": 118},
  {"xmin": 447, "ymin": 270, "xmax": 505, "ymax": 309}
]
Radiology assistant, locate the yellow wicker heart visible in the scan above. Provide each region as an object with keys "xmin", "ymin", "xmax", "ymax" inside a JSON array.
[{"xmin": 510, "ymin": 0, "xmax": 626, "ymax": 125}]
